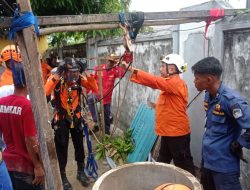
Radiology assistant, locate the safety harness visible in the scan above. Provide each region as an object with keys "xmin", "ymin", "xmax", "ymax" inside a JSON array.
[
  {"xmin": 51, "ymin": 77, "xmax": 99, "ymax": 179},
  {"xmin": 51, "ymin": 78, "xmax": 82, "ymax": 129}
]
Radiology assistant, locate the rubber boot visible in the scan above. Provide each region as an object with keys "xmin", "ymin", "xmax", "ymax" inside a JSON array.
[
  {"xmin": 61, "ymin": 171, "xmax": 73, "ymax": 190},
  {"xmin": 77, "ymin": 163, "xmax": 89, "ymax": 187}
]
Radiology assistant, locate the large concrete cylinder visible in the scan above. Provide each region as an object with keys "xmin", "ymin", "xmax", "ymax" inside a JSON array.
[{"xmin": 93, "ymin": 162, "xmax": 202, "ymax": 190}]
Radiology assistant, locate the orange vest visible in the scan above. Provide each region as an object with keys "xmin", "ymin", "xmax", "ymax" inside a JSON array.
[
  {"xmin": 130, "ymin": 70, "xmax": 190, "ymax": 137},
  {"xmin": 45, "ymin": 74, "xmax": 98, "ymax": 113},
  {"xmin": 0, "ymin": 69, "xmax": 13, "ymax": 87}
]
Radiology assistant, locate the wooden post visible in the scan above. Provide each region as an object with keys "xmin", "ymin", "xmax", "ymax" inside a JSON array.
[
  {"xmin": 15, "ymin": 0, "xmax": 63, "ymax": 189},
  {"xmin": 97, "ymin": 59, "xmax": 106, "ymax": 137},
  {"xmin": 95, "ymin": 41, "xmax": 105, "ymax": 136}
]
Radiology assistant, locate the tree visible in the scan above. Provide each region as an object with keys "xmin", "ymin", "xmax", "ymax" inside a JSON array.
[
  {"xmin": 31, "ymin": 0, "xmax": 130, "ymax": 15},
  {"xmin": 30, "ymin": 0, "xmax": 131, "ymax": 48}
]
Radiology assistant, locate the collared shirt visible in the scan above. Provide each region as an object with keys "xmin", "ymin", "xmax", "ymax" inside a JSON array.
[
  {"xmin": 203, "ymin": 83, "xmax": 250, "ymax": 173},
  {"xmin": 130, "ymin": 70, "xmax": 190, "ymax": 137}
]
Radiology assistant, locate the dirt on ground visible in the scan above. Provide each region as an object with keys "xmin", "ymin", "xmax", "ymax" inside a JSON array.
[
  {"xmin": 66, "ymin": 133, "xmax": 111, "ymax": 190},
  {"xmin": 54, "ymin": 116, "xmax": 201, "ymax": 190}
]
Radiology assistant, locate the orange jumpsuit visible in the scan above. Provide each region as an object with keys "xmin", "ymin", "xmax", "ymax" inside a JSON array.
[
  {"xmin": 45, "ymin": 74, "xmax": 98, "ymax": 118},
  {"xmin": 0, "ymin": 69, "xmax": 13, "ymax": 87},
  {"xmin": 45, "ymin": 73, "xmax": 98, "ymax": 173},
  {"xmin": 130, "ymin": 70, "xmax": 190, "ymax": 137}
]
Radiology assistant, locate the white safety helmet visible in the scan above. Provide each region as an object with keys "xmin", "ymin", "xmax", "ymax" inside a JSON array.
[{"xmin": 161, "ymin": 54, "xmax": 187, "ymax": 73}]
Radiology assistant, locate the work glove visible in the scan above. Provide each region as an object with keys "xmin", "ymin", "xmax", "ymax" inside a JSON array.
[
  {"xmin": 76, "ymin": 59, "xmax": 88, "ymax": 73},
  {"xmin": 230, "ymin": 140, "xmax": 248, "ymax": 163},
  {"xmin": 55, "ymin": 60, "xmax": 66, "ymax": 75}
]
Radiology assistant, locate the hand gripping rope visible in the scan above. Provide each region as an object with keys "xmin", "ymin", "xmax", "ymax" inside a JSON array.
[
  {"xmin": 118, "ymin": 12, "xmax": 144, "ymax": 41},
  {"xmin": 83, "ymin": 121, "xmax": 98, "ymax": 180}
]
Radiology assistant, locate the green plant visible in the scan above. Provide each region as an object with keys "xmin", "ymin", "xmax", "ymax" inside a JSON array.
[
  {"xmin": 30, "ymin": 0, "xmax": 131, "ymax": 47},
  {"xmin": 95, "ymin": 128, "xmax": 134, "ymax": 165}
]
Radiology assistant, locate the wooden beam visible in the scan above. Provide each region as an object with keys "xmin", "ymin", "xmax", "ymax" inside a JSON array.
[
  {"xmin": 15, "ymin": 0, "xmax": 63, "ymax": 189},
  {"xmin": 31, "ymin": 9, "xmax": 248, "ymax": 25},
  {"xmin": 1, "ymin": 9, "xmax": 245, "ymax": 28},
  {"xmin": 40, "ymin": 23, "xmax": 118, "ymax": 35},
  {"xmin": 39, "ymin": 18, "xmax": 204, "ymax": 35},
  {"xmin": 144, "ymin": 18, "xmax": 204, "ymax": 26}
]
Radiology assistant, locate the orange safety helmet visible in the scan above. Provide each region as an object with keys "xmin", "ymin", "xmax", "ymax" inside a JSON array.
[
  {"xmin": 154, "ymin": 183, "xmax": 191, "ymax": 190},
  {"xmin": 1, "ymin": 45, "xmax": 22, "ymax": 62}
]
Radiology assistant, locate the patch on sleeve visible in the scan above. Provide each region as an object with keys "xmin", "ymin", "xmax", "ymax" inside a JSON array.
[{"xmin": 231, "ymin": 103, "xmax": 243, "ymax": 119}]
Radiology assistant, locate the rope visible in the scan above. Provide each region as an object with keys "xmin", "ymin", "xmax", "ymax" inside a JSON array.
[
  {"xmin": 83, "ymin": 122, "xmax": 98, "ymax": 180},
  {"xmin": 2, "ymin": 0, "xmax": 15, "ymax": 13},
  {"xmin": 9, "ymin": 8, "xmax": 39, "ymax": 41},
  {"xmin": 111, "ymin": 68, "xmax": 122, "ymax": 136},
  {"xmin": 111, "ymin": 71, "xmax": 131, "ymax": 137},
  {"xmin": 80, "ymin": 100, "xmax": 103, "ymax": 145},
  {"xmin": 87, "ymin": 62, "xmax": 120, "ymax": 71},
  {"xmin": 87, "ymin": 58, "xmax": 131, "ymax": 106},
  {"xmin": 93, "ymin": 94, "xmax": 101, "ymax": 133},
  {"xmin": 187, "ymin": 91, "xmax": 203, "ymax": 109}
]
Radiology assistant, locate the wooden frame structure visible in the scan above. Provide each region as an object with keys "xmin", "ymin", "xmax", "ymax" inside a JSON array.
[
  {"xmin": 1, "ymin": 9, "xmax": 244, "ymax": 34},
  {"xmin": 1, "ymin": 0, "xmax": 248, "ymax": 189}
]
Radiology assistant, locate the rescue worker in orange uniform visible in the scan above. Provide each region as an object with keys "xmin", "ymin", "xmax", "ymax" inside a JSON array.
[
  {"xmin": 40, "ymin": 55, "xmax": 52, "ymax": 85},
  {"xmin": 122, "ymin": 54, "xmax": 196, "ymax": 176},
  {"xmin": 0, "ymin": 45, "xmax": 22, "ymax": 87},
  {"xmin": 45, "ymin": 57, "xmax": 98, "ymax": 190}
]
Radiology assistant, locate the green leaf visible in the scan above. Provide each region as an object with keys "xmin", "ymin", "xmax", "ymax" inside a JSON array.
[{"xmin": 95, "ymin": 151, "xmax": 103, "ymax": 160}]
